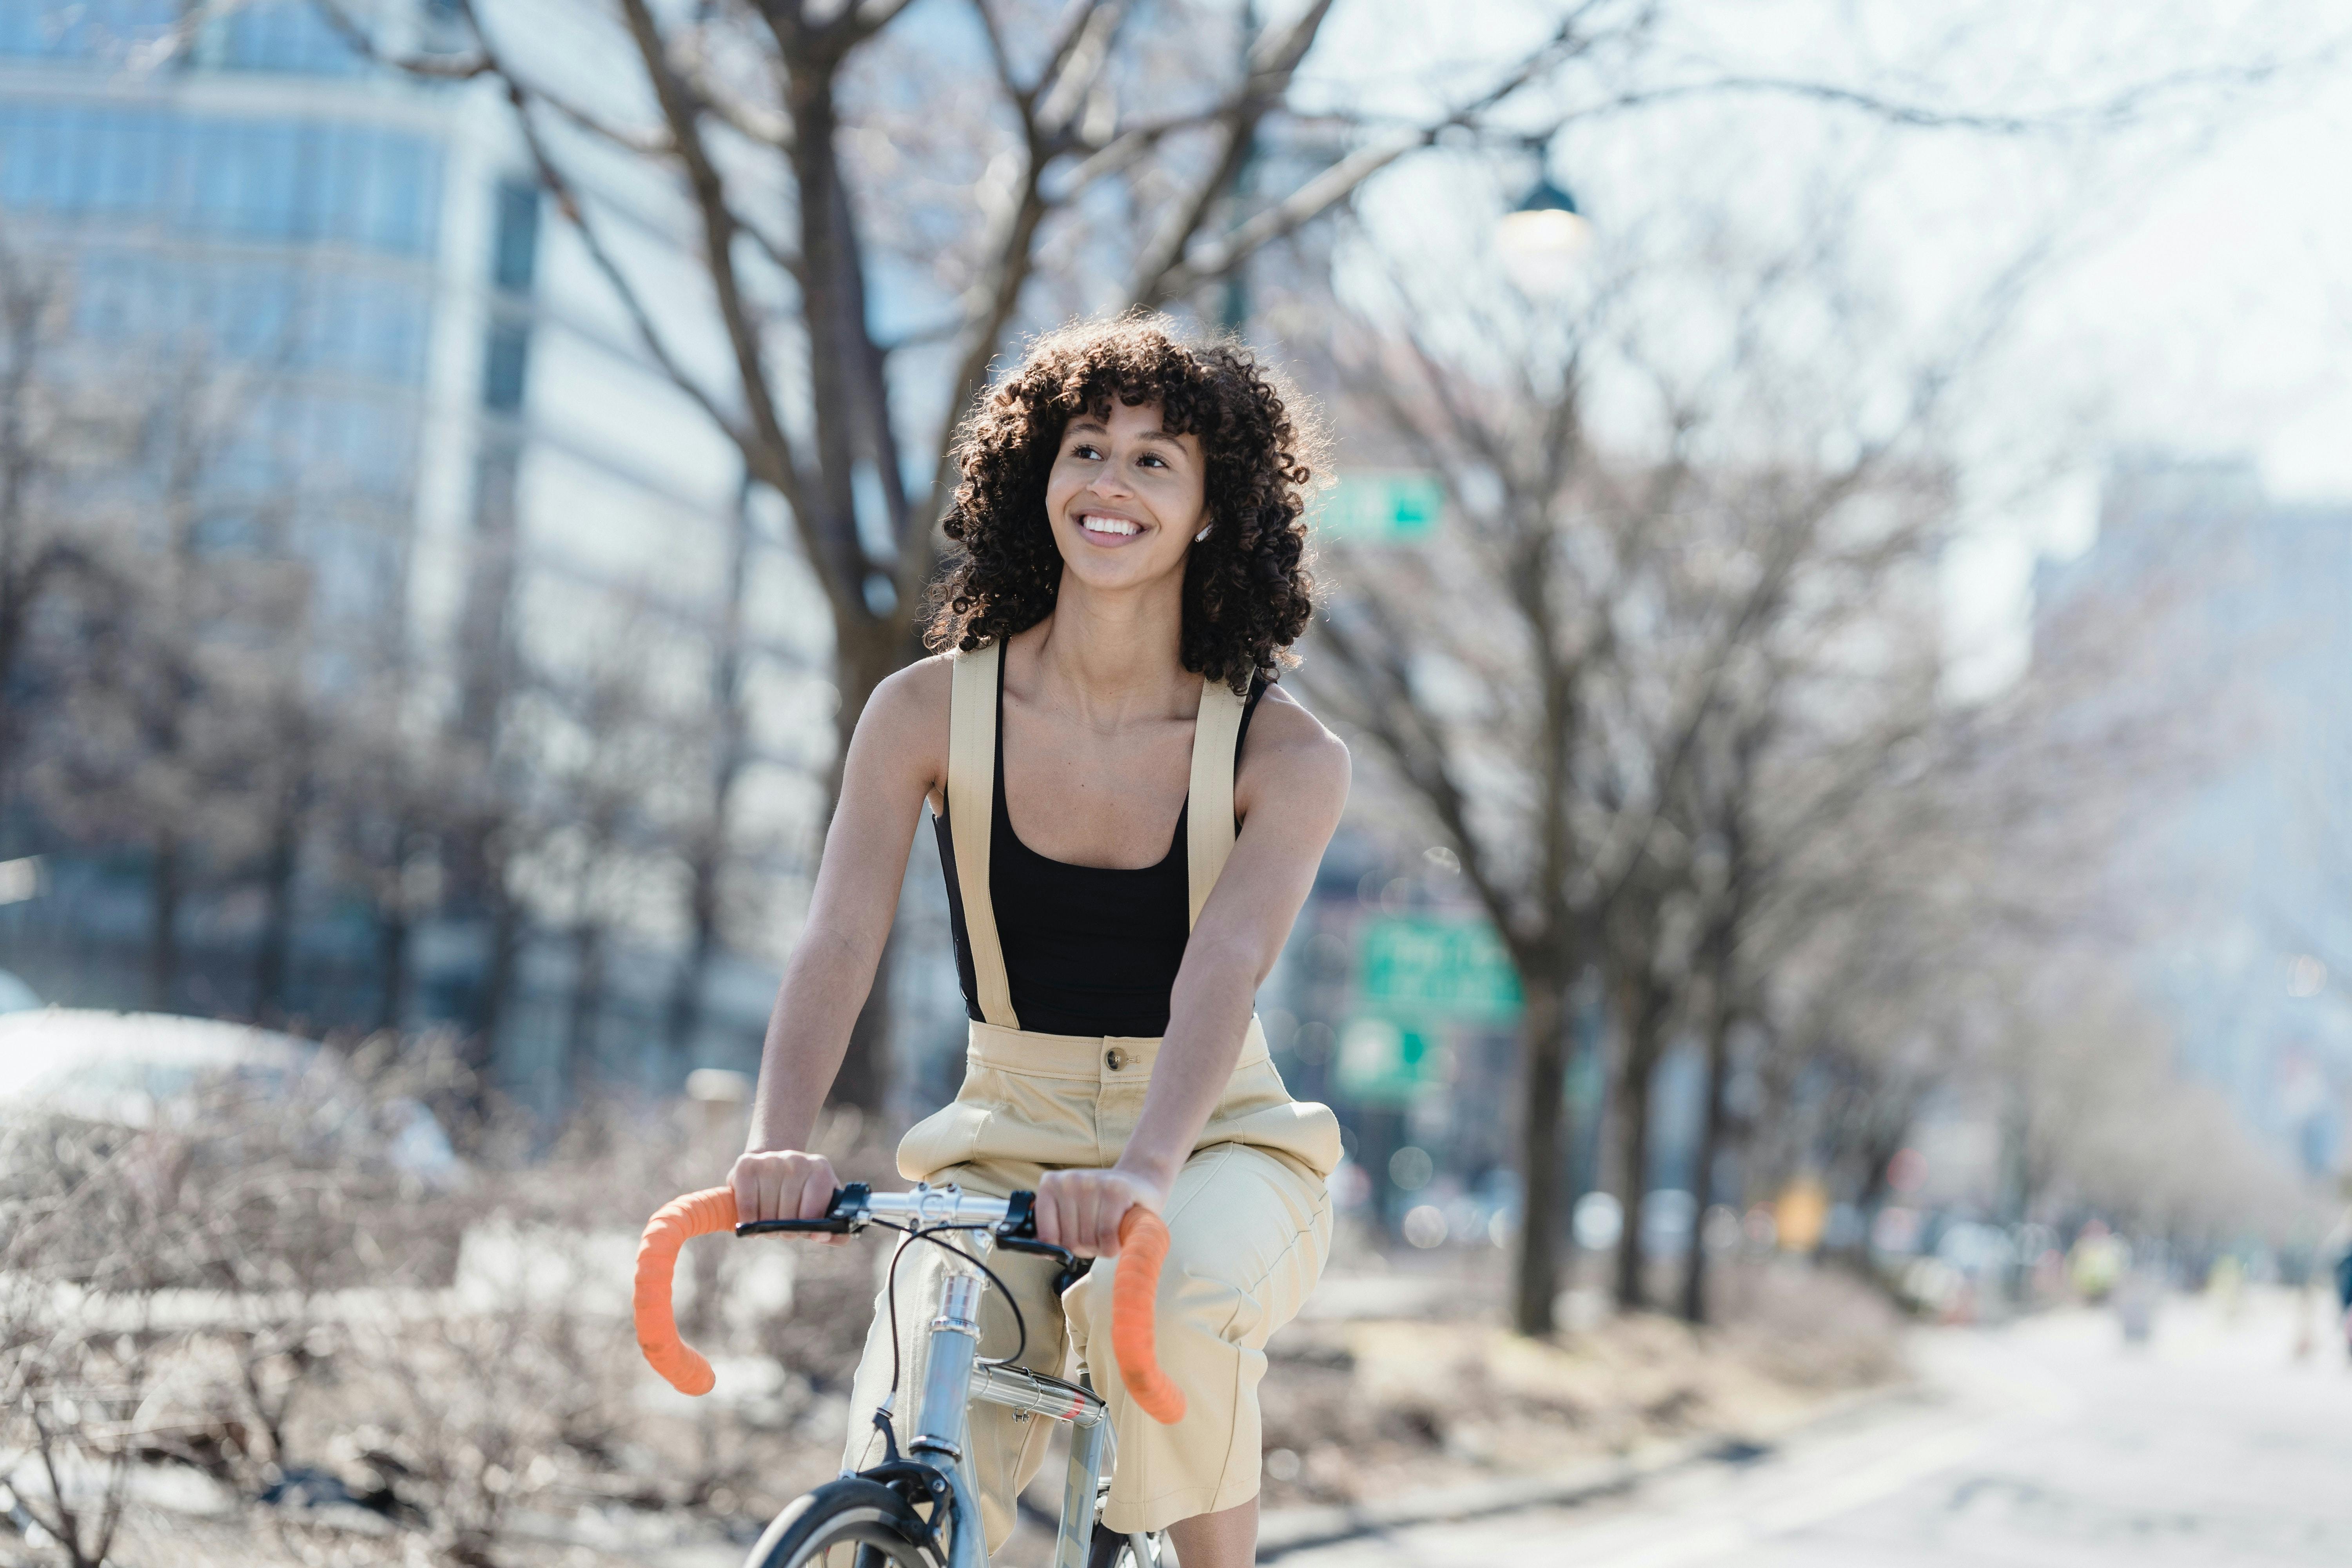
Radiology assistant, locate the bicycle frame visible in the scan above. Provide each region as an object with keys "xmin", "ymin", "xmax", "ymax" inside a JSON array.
[{"xmin": 899, "ymin": 1228, "xmax": 1112, "ymax": 1568}]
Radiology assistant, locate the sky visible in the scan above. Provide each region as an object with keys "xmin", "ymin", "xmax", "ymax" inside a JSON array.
[
  {"xmin": 1299, "ymin": 0, "xmax": 2352, "ymax": 697},
  {"xmin": 1938, "ymin": 44, "xmax": 2352, "ymax": 696},
  {"xmin": 2029, "ymin": 38, "xmax": 2352, "ymax": 504}
]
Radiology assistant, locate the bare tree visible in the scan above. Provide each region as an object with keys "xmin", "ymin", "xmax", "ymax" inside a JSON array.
[
  {"xmin": 0, "ymin": 245, "xmax": 130, "ymax": 830},
  {"xmin": 319, "ymin": 656, "xmax": 458, "ymax": 1035},
  {"xmin": 1299, "ymin": 108, "xmax": 2086, "ymax": 1321},
  {"xmin": 21, "ymin": 338, "xmax": 320, "ymax": 1014},
  {"xmin": 522, "ymin": 605, "xmax": 691, "ymax": 1107},
  {"xmin": 309, "ymin": 0, "xmax": 2143, "ymax": 1108},
  {"xmin": 1668, "ymin": 581, "xmax": 1960, "ymax": 1319}
]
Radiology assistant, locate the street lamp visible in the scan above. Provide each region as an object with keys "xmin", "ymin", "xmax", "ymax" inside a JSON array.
[{"xmin": 1496, "ymin": 174, "xmax": 1592, "ymax": 296}]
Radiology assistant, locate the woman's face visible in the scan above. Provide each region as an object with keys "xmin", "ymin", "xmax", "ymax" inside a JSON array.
[{"xmin": 1042, "ymin": 397, "xmax": 1208, "ymax": 593}]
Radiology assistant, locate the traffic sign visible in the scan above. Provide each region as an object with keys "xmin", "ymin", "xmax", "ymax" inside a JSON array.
[
  {"xmin": 1317, "ymin": 472, "xmax": 1443, "ymax": 543},
  {"xmin": 1356, "ymin": 913, "xmax": 1523, "ymax": 1023},
  {"xmin": 1334, "ymin": 1016, "xmax": 1442, "ymax": 1103}
]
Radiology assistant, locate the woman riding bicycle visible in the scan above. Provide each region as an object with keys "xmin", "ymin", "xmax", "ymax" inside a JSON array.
[{"xmin": 730, "ymin": 315, "xmax": 1347, "ymax": 1568}]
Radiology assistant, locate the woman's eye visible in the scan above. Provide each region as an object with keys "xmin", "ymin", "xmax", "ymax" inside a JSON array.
[
  {"xmin": 1138, "ymin": 453, "xmax": 1166, "ymax": 468},
  {"xmin": 1069, "ymin": 443, "xmax": 1102, "ymax": 460}
]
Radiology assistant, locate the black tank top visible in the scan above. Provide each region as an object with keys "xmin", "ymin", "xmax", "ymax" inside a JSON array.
[{"xmin": 934, "ymin": 661, "xmax": 1269, "ymax": 1037}]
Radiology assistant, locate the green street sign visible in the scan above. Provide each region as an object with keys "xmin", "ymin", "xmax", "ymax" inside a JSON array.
[
  {"xmin": 1334, "ymin": 1016, "xmax": 1442, "ymax": 1103},
  {"xmin": 1356, "ymin": 913, "xmax": 1523, "ymax": 1023},
  {"xmin": 1318, "ymin": 472, "xmax": 1443, "ymax": 543}
]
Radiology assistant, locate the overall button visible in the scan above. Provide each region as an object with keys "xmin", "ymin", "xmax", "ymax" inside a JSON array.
[{"xmin": 1105, "ymin": 1047, "xmax": 1127, "ymax": 1071}]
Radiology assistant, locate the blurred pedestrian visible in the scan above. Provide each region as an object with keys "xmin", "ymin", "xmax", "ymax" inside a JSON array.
[
  {"xmin": 2330, "ymin": 1213, "xmax": 2352, "ymax": 1365},
  {"xmin": 2068, "ymin": 1220, "xmax": 2126, "ymax": 1304},
  {"xmin": 2114, "ymin": 1266, "xmax": 2158, "ymax": 1347},
  {"xmin": 2205, "ymin": 1253, "xmax": 2243, "ymax": 1323}
]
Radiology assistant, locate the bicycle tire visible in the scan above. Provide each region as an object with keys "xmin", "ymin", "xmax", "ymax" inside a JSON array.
[
  {"xmin": 1085, "ymin": 1521, "xmax": 1166, "ymax": 1568},
  {"xmin": 743, "ymin": 1478, "xmax": 944, "ymax": 1568}
]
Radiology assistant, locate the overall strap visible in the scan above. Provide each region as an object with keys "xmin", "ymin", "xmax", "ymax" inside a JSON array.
[
  {"xmin": 947, "ymin": 644, "xmax": 1019, "ymax": 1029},
  {"xmin": 1185, "ymin": 674, "xmax": 1248, "ymax": 929}
]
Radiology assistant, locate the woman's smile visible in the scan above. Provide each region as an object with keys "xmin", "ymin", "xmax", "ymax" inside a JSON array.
[{"xmin": 1076, "ymin": 509, "xmax": 1150, "ymax": 545}]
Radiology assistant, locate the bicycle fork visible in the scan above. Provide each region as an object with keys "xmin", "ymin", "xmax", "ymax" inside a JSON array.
[{"xmin": 908, "ymin": 1272, "xmax": 1114, "ymax": 1568}]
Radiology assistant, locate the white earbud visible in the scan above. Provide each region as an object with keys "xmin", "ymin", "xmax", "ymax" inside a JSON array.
[{"xmin": 1194, "ymin": 526, "xmax": 1211, "ymax": 542}]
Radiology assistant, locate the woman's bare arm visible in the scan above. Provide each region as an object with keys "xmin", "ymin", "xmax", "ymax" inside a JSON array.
[
  {"xmin": 731, "ymin": 657, "xmax": 949, "ymax": 1226},
  {"xmin": 1034, "ymin": 688, "xmax": 1350, "ymax": 1257}
]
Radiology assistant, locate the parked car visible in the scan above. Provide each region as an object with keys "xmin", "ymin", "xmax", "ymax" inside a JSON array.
[
  {"xmin": 0, "ymin": 968, "xmax": 40, "ymax": 1013},
  {"xmin": 0, "ymin": 1008, "xmax": 458, "ymax": 1183}
]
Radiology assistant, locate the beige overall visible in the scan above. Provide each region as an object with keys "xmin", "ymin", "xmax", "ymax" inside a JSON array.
[{"xmin": 840, "ymin": 643, "xmax": 1343, "ymax": 1545}]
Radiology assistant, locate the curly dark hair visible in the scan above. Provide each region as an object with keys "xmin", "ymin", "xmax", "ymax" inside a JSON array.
[{"xmin": 922, "ymin": 314, "xmax": 1322, "ymax": 692}]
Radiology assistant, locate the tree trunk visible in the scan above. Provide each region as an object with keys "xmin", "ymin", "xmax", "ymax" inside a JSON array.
[
  {"xmin": 1563, "ymin": 983, "xmax": 1609, "ymax": 1277},
  {"xmin": 467, "ymin": 883, "xmax": 521, "ymax": 1088},
  {"xmin": 376, "ymin": 904, "xmax": 409, "ymax": 1034},
  {"xmin": 146, "ymin": 832, "xmax": 179, "ymax": 1011},
  {"xmin": 1681, "ymin": 997, "xmax": 1735, "ymax": 1325},
  {"xmin": 1613, "ymin": 1049, "xmax": 1655, "ymax": 1310},
  {"xmin": 1994, "ymin": 1075, "xmax": 2031, "ymax": 1227},
  {"xmin": 252, "ymin": 780, "xmax": 303, "ymax": 1021},
  {"xmin": 1613, "ymin": 982, "xmax": 1670, "ymax": 1312},
  {"xmin": 1512, "ymin": 970, "xmax": 1572, "ymax": 1335},
  {"xmin": 667, "ymin": 784, "xmax": 727, "ymax": 1074},
  {"xmin": 0, "ymin": 278, "xmax": 49, "ymax": 775},
  {"xmin": 666, "ymin": 921, "xmax": 714, "ymax": 1069},
  {"xmin": 822, "ymin": 618, "xmax": 910, "ymax": 1114},
  {"xmin": 563, "ymin": 920, "xmax": 604, "ymax": 1111}
]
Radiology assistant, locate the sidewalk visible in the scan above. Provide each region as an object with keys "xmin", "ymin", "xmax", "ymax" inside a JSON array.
[
  {"xmin": 1268, "ymin": 1291, "xmax": 2352, "ymax": 1568},
  {"xmin": 1258, "ymin": 1380, "xmax": 1915, "ymax": 1559}
]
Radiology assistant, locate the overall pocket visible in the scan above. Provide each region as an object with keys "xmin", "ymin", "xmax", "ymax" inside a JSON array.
[
  {"xmin": 1206, "ymin": 1057, "xmax": 1344, "ymax": 1180},
  {"xmin": 895, "ymin": 1098, "xmax": 993, "ymax": 1183}
]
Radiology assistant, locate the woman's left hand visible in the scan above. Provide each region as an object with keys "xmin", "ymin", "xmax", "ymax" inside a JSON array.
[{"xmin": 1034, "ymin": 1166, "xmax": 1168, "ymax": 1258}]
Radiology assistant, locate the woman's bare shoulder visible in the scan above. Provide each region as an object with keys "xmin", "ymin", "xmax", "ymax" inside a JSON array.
[
  {"xmin": 1239, "ymin": 682, "xmax": 1349, "ymax": 809},
  {"xmin": 856, "ymin": 654, "xmax": 957, "ymax": 789},
  {"xmin": 869, "ymin": 652, "xmax": 956, "ymax": 718}
]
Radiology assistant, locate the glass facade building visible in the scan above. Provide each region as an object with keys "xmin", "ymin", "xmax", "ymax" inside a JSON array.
[
  {"xmin": 0, "ymin": 0, "xmax": 817, "ymax": 1108},
  {"xmin": 0, "ymin": 0, "xmax": 456, "ymax": 633},
  {"xmin": 0, "ymin": 1, "xmax": 482, "ymax": 1010}
]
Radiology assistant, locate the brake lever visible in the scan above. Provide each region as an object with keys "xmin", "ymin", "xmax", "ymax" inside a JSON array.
[
  {"xmin": 735, "ymin": 1180, "xmax": 872, "ymax": 1237},
  {"xmin": 993, "ymin": 1189, "xmax": 1090, "ymax": 1295}
]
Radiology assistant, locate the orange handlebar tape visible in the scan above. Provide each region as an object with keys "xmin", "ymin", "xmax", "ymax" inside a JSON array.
[
  {"xmin": 1112, "ymin": 1207, "xmax": 1185, "ymax": 1425},
  {"xmin": 633, "ymin": 1186, "xmax": 737, "ymax": 1396}
]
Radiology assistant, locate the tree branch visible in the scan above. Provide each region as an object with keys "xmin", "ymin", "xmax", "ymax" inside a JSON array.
[
  {"xmin": 612, "ymin": 0, "xmax": 809, "ymax": 517},
  {"xmin": 1135, "ymin": 0, "xmax": 1614, "ymax": 306},
  {"xmin": 1127, "ymin": 0, "xmax": 1338, "ymax": 304},
  {"xmin": 501, "ymin": 87, "xmax": 750, "ymax": 460},
  {"xmin": 311, "ymin": 0, "xmax": 490, "ymax": 77}
]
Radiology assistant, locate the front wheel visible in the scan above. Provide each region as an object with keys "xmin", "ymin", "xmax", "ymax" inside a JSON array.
[
  {"xmin": 744, "ymin": 1478, "xmax": 943, "ymax": 1568},
  {"xmin": 1087, "ymin": 1522, "xmax": 1169, "ymax": 1567}
]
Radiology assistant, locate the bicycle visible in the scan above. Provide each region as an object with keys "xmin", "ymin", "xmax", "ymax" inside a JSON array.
[{"xmin": 635, "ymin": 1181, "xmax": 1185, "ymax": 1568}]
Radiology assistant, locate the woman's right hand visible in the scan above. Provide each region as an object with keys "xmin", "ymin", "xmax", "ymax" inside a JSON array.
[{"xmin": 729, "ymin": 1148, "xmax": 843, "ymax": 1241}]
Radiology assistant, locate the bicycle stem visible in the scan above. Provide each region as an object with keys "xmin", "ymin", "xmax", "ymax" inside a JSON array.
[
  {"xmin": 910, "ymin": 1272, "xmax": 988, "ymax": 1567},
  {"xmin": 912, "ymin": 1272, "xmax": 982, "ymax": 1470}
]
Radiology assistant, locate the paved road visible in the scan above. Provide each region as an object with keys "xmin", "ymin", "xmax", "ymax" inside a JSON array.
[{"xmin": 1276, "ymin": 1289, "xmax": 2352, "ymax": 1568}]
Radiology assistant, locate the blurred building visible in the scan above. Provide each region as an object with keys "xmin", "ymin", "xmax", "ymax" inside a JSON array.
[
  {"xmin": 0, "ymin": 0, "xmax": 826, "ymax": 1111},
  {"xmin": 2032, "ymin": 454, "xmax": 2352, "ymax": 1180}
]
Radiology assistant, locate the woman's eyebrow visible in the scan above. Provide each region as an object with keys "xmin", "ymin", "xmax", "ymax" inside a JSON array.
[{"xmin": 1063, "ymin": 416, "xmax": 1183, "ymax": 448}]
